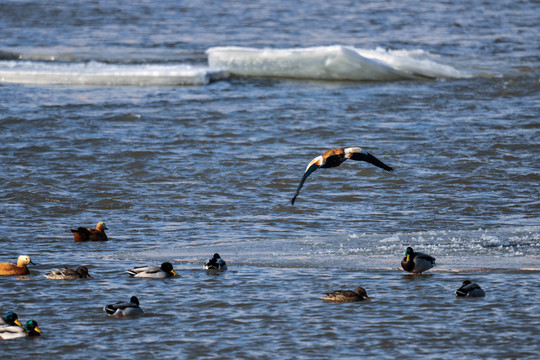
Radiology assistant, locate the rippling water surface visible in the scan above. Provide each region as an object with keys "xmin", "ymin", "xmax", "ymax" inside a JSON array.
[{"xmin": 1, "ymin": 0, "xmax": 539, "ymax": 358}]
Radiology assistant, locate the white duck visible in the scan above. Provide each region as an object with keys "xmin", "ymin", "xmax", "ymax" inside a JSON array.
[{"xmin": 126, "ymin": 262, "xmax": 177, "ymax": 278}]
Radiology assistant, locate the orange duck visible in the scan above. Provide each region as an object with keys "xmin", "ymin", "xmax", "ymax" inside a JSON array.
[
  {"xmin": 291, "ymin": 147, "xmax": 394, "ymax": 204},
  {"xmin": 71, "ymin": 221, "xmax": 108, "ymax": 242},
  {"xmin": 0, "ymin": 255, "xmax": 35, "ymax": 276}
]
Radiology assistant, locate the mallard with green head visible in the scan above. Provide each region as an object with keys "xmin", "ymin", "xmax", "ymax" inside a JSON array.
[
  {"xmin": 0, "ymin": 320, "xmax": 41, "ymax": 339},
  {"xmin": 401, "ymin": 247, "xmax": 436, "ymax": 274},
  {"xmin": 0, "ymin": 312, "xmax": 21, "ymax": 327},
  {"xmin": 126, "ymin": 262, "xmax": 177, "ymax": 278},
  {"xmin": 44, "ymin": 265, "xmax": 93, "ymax": 279}
]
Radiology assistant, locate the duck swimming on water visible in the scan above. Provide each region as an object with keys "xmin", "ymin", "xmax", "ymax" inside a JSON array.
[
  {"xmin": 103, "ymin": 296, "xmax": 144, "ymax": 317},
  {"xmin": 401, "ymin": 247, "xmax": 436, "ymax": 274},
  {"xmin": 0, "ymin": 255, "xmax": 35, "ymax": 276},
  {"xmin": 0, "ymin": 320, "xmax": 42, "ymax": 339},
  {"xmin": 0, "ymin": 312, "xmax": 21, "ymax": 327},
  {"xmin": 455, "ymin": 280, "xmax": 485, "ymax": 297},
  {"xmin": 204, "ymin": 253, "xmax": 227, "ymax": 271},
  {"xmin": 291, "ymin": 147, "xmax": 394, "ymax": 204},
  {"xmin": 322, "ymin": 287, "xmax": 370, "ymax": 303},
  {"xmin": 71, "ymin": 221, "xmax": 108, "ymax": 242},
  {"xmin": 44, "ymin": 266, "xmax": 93, "ymax": 280},
  {"xmin": 126, "ymin": 262, "xmax": 178, "ymax": 278}
]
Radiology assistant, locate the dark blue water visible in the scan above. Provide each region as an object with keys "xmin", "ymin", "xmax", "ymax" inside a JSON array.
[{"xmin": 1, "ymin": 0, "xmax": 539, "ymax": 358}]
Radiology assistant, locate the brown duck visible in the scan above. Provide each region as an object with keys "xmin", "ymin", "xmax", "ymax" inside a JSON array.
[
  {"xmin": 71, "ymin": 221, "xmax": 108, "ymax": 241},
  {"xmin": 44, "ymin": 265, "xmax": 93, "ymax": 279},
  {"xmin": 322, "ymin": 286, "xmax": 370, "ymax": 303},
  {"xmin": 0, "ymin": 255, "xmax": 35, "ymax": 276},
  {"xmin": 291, "ymin": 147, "xmax": 394, "ymax": 204}
]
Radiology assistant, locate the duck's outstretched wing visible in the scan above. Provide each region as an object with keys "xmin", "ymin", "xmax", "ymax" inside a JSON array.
[
  {"xmin": 291, "ymin": 155, "xmax": 324, "ymax": 205},
  {"xmin": 346, "ymin": 148, "xmax": 394, "ymax": 172}
]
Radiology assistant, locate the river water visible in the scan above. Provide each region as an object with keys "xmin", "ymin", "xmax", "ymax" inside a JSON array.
[{"xmin": 0, "ymin": 0, "xmax": 539, "ymax": 358}]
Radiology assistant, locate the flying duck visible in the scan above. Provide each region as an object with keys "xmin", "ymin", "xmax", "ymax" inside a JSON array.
[
  {"xmin": 0, "ymin": 312, "xmax": 21, "ymax": 327},
  {"xmin": 104, "ymin": 296, "xmax": 144, "ymax": 317},
  {"xmin": 204, "ymin": 253, "xmax": 228, "ymax": 271},
  {"xmin": 401, "ymin": 247, "xmax": 436, "ymax": 274},
  {"xmin": 455, "ymin": 280, "xmax": 485, "ymax": 297},
  {"xmin": 322, "ymin": 287, "xmax": 370, "ymax": 303},
  {"xmin": 44, "ymin": 266, "xmax": 93, "ymax": 280},
  {"xmin": 0, "ymin": 255, "xmax": 35, "ymax": 276},
  {"xmin": 126, "ymin": 262, "xmax": 178, "ymax": 278},
  {"xmin": 71, "ymin": 221, "xmax": 108, "ymax": 242},
  {"xmin": 0, "ymin": 320, "xmax": 42, "ymax": 339},
  {"xmin": 291, "ymin": 147, "xmax": 394, "ymax": 204}
]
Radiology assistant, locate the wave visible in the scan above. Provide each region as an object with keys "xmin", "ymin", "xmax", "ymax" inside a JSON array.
[
  {"xmin": 207, "ymin": 45, "xmax": 473, "ymax": 81},
  {"xmin": 114, "ymin": 226, "xmax": 540, "ymax": 271},
  {"xmin": 0, "ymin": 45, "xmax": 472, "ymax": 86},
  {"xmin": 0, "ymin": 60, "xmax": 227, "ymax": 86}
]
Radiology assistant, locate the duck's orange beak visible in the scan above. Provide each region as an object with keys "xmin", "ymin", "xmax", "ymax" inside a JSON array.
[
  {"xmin": 15, "ymin": 319, "xmax": 22, "ymax": 327},
  {"xmin": 171, "ymin": 269, "xmax": 178, "ymax": 276}
]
